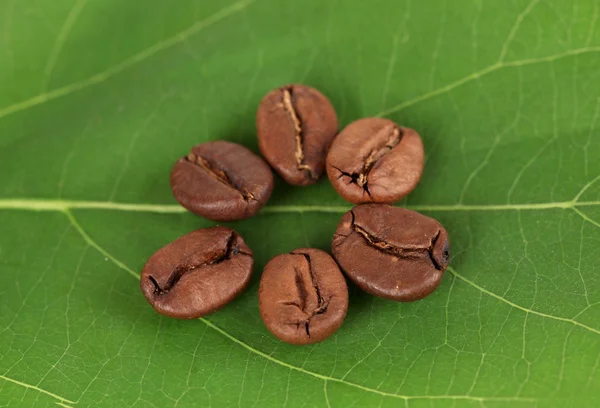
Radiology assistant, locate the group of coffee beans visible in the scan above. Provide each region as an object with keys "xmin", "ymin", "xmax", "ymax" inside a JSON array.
[{"xmin": 140, "ymin": 84, "xmax": 450, "ymax": 345}]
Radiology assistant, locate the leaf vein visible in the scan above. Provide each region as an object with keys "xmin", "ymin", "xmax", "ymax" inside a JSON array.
[
  {"xmin": 448, "ymin": 267, "xmax": 600, "ymax": 335},
  {"xmin": 377, "ymin": 46, "xmax": 600, "ymax": 117},
  {"xmin": 0, "ymin": 374, "xmax": 75, "ymax": 405},
  {"xmin": 63, "ymin": 211, "xmax": 539, "ymax": 403},
  {"xmin": 43, "ymin": 0, "xmax": 88, "ymax": 90},
  {"xmin": 0, "ymin": 0, "xmax": 256, "ymax": 120},
  {"xmin": 497, "ymin": 0, "xmax": 540, "ymax": 63},
  {"xmin": 572, "ymin": 207, "xmax": 600, "ymax": 230},
  {"xmin": 1, "ymin": 198, "xmax": 600, "ymax": 215}
]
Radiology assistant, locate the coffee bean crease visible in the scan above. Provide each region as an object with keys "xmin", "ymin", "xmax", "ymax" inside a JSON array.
[
  {"xmin": 259, "ymin": 248, "xmax": 348, "ymax": 344},
  {"xmin": 326, "ymin": 119, "xmax": 424, "ymax": 204},
  {"xmin": 348, "ymin": 210, "xmax": 445, "ymax": 271},
  {"xmin": 338, "ymin": 126, "xmax": 403, "ymax": 196},
  {"xmin": 358, "ymin": 126, "xmax": 402, "ymax": 187},
  {"xmin": 185, "ymin": 152, "xmax": 256, "ymax": 201},
  {"xmin": 148, "ymin": 232, "xmax": 250, "ymax": 295},
  {"xmin": 286, "ymin": 252, "xmax": 330, "ymax": 337},
  {"xmin": 281, "ymin": 87, "xmax": 315, "ymax": 179}
]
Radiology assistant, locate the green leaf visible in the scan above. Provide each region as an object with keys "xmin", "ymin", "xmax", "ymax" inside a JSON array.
[{"xmin": 1, "ymin": 0, "xmax": 600, "ymax": 406}]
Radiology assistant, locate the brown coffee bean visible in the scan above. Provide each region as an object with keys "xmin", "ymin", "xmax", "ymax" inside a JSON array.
[
  {"xmin": 326, "ymin": 118, "xmax": 424, "ymax": 204},
  {"xmin": 140, "ymin": 227, "xmax": 253, "ymax": 319},
  {"xmin": 332, "ymin": 204, "xmax": 450, "ymax": 302},
  {"xmin": 256, "ymin": 84, "xmax": 338, "ymax": 186},
  {"xmin": 170, "ymin": 141, "xmax": 273, "ymax": 222},
  {"xmin": 259, "ymin": 248, "xmax": 348, "ymax": 345}
]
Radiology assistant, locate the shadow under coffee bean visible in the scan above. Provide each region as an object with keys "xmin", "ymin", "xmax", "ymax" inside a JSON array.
[
  {"xmin": 140, "ymin": 227, "xmax": 254, "ymax": 319},
  {"xmin": 332, "ymin": 204, "xmax": 450, "ymax": 302}
]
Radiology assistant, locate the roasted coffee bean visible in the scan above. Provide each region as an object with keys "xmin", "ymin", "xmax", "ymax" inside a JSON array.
[
  {"xmin": 140, "ymin": 227, "xmax": 253, "ymax": 319},
  {"xmin": 259, "ymin": 248, "xmax": 348, "ymax": 345},
  {"xmin": 256, "ymin": 84, "xmax": 338, "ymax": 186},
  {"xmin": 326, "ymin": 118, "xmax": 424, "ymax": 204},
  {"xmin": 170, "ymin": 141, "xmax": 273, "ymax": 221},
  {"xmin": 332, "ymin": 204, "xmax": 449, "ymax": 301}
]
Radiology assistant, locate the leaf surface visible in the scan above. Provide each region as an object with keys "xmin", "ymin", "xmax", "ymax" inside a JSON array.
[{"xmin": 1, "ymin": 0, "xmax": 600, "ymax": 406}]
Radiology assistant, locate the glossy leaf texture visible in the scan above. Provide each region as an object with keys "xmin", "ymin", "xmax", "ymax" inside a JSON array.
[{"xmin": 1, "ymin": 0, "xmax": 600, "ymax": 407}]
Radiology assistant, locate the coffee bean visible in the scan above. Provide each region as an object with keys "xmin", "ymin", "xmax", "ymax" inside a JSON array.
[
  {"xmin": 170, "ymin": 141, "xmax": 273, "ymax": 221},
  {"xmin": 259, "ymin": 248, "xmax": 348, "ymax": 345},
  {"xmin": 256, "ymin": 84, "xmax": 338, "ymax": 186},
  {"xmin": 332, "ymin": 204, "xmax": 450, "ymax": 302},
  {"xmin": 140, "ymin": 227, "xmax": 253, "ymax": 319},
  {"xmin": 326, "ymin": 118, "xmax": 424, "ymax": 204}
]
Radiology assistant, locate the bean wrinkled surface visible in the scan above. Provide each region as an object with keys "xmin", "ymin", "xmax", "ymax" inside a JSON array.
[
  {"xmin": 257, "ymin": 84, "xmax": 338, "ymax": 185},
  {"xmin": 327, "ymin": 117, "xmax": 424, "ymax": 204},
  {"xmin": 170, "ymin": 141, "xmax": 273, "ymax": 221},
  {"xmin": 259, "ymin": 248, "xmax": 348, "ymax": 344},
  {"xmin": 140, "ymin": 227, "xmax": 254, "ymax": 319},
  {"xmin": 332, "ymin": 204, "xmax": 450, "ymax": 301}
]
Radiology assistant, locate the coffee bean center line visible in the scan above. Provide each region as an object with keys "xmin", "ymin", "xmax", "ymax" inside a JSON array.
[
  {"xmin": 353, "ymin": 223, "xmax": 437, "ymax": 258},
  {"xmin": 288, "ymin": 252, "xmax": 330, "ymax": 337},
  {"xmin": 149, "ymin": 232, "xmax": 247, "ymax": 295},
  {"xmin": 185, "ymin": 152, "xmax": 256, "ymax": 201},
  {"xmin": 356, "ymin": 126, "xmax": 403, "ymax": 189},
  {"xmin": 329, "ymin": 125, "xmax": 404, "ymax": 197},
  {"xmin": 349, "ymin": 212, "xmax": 442, "ymax": 266},
  {"xmin": 329, "ymin": 165, "xmax": 376, "ymax": 198},
  {"xmin": 281, "ymin": 87, "xmax": 314, "ymax": 177},
  {"xmin": 293, "ymin": 266, "xmax": 308, "ymax": 313}
]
